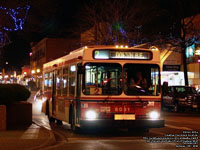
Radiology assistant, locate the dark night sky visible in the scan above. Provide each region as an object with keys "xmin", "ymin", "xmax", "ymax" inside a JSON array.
[{"xmin": 1, "ymin": 0, "xmax": 200, "ymax": 72}]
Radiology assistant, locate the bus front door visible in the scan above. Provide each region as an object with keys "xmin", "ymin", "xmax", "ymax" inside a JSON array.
[{"xmin": 52, "ymin": 70, "xmax": 57, "ymax": 115}]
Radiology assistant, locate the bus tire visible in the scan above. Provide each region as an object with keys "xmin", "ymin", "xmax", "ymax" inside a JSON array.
[
  {"xmin": 71, "ymin": 108, "xmax": 76, "ymax": 131},
  {"xmin": 69, "ymin": 104, "xmax": 73, "ymax": 125},
  {"xmin": 71, "ymin": 107, "xmax": 81, "ymax": 132},
  {"xmin": 45, "ymin": 100, "xmax": 49, "ymax": 116},
  {"xmin": 49, "ymin": 117, "xmax": 55, "ymax": 123},
  {"xmin": 56, "ymin": 120, "xmax": 63, "ymax": 125}
]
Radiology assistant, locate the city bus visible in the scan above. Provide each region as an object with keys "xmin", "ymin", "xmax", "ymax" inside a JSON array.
[{"xmin": 42, "ymin": 45, "xmax": 164, "ymax": 131}]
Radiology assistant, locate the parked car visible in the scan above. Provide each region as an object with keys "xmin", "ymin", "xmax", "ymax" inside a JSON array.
[{"xmin": 162, "ymin": 86, "xmax": 200, "ymax": 112}]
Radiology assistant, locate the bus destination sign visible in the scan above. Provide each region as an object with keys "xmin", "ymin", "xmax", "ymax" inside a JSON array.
[{"xmin": 94, "ymin": 50, "xmax": 152, "ymax": 60}]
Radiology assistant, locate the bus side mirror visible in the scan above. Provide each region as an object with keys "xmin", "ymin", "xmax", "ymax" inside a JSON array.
[{"xmin": 77, "ymin": 65, "xmax": 85, "ymax": 74}]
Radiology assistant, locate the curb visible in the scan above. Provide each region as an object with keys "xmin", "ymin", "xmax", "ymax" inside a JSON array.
[
  {"xmin": 28, "ymin": 122, "xmax": 56, "ymax": 150},
  {"xmin": 39, "ymin": 130, "xmax": 67, "ymax": 150}
]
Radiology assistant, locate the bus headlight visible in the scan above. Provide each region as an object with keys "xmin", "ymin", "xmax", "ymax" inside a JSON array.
[
  {"xmin": 149, "ymin": 111, "xmax": 159, "ymax": 119},
  {"xmin": 85, "ymin": 110, "xmax": 97, "ymax": 120}
]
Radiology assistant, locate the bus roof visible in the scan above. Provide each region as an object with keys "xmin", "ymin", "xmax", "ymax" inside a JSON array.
[{"xmin": 43, "ymin": 45, "xmax": 160, "ymax": 70}]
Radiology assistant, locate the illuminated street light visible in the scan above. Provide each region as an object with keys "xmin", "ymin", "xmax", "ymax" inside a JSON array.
[
  {"xmin": 195, "ymin": 49, "xmax": 200, "ymax": 55},
  {"xmin": 6, "ymin": 62, "xmax": 8, "ymax": 64},
  {"xmin": 32, "ymin": 70, "xmax": 35, "ymax": 74}
]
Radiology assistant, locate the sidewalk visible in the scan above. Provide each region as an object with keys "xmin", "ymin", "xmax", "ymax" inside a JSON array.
[
  {"xmin": 0, "ymin": 90, "xmax": 56, "ymax": 150},
  {"xmin": 0, "ymin": 123, "xmax": 56, "ymax": 150}
]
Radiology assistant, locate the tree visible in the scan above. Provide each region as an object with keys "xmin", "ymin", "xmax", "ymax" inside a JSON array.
[
  {"xmin": 152, "ymin": 0, "xmax": 200, "ymax": 86},
  {"xmin": 76, "ymin": 0, "xmax": 159, "ymax": 46}
]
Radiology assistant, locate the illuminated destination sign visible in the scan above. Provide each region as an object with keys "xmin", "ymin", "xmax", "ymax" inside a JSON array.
[{"xmin": 94, "ymin": 50, "xmax": 152, "ymax": 60}]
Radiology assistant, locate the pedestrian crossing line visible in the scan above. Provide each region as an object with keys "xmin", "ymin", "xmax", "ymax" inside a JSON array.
[{"xmin": 165, "ymin": 124, "xmax": 192, "ymax": 130}]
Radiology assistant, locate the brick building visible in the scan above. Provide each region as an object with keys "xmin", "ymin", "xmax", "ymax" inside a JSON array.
[{"xmin": 30, "ymin": 38, "xmax": 80, "ymax": 88}]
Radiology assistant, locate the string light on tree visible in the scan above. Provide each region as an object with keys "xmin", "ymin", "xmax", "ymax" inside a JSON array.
[
  {"xmin": 0, "ymin": 30, "xmax": 10, "ymax": 48},
  {"xmin": 0, "ymin": 5, "xmax": 30, "ymax": 31}
]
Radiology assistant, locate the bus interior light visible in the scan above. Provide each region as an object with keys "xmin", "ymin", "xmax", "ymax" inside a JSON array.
[
  {"xmin": 85, "ymin": 110, "xmax": 97, "ymax": 120},
  {"xmin": 125, "ymin": 45, "xmax": 128, "ymax": 48},
  {"xmin": 115, "ymin": 45, "xmax": 119, "ymax": 48},
  {"xmin": 120, "ymin": 45, "xmax": 124, "ymax": 48},
  {"xmin": 149, "ymin": 111, "xmax": 159, "ymax": 120},
  {"xmin": 70, "ymin": 65, "xmax": 76, "ymax": 72}
]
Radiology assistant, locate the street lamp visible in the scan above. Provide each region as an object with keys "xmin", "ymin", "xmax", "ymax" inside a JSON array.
[{"xmin": 31, "ymin": 70, "xmax": 35, "ymax": 74}]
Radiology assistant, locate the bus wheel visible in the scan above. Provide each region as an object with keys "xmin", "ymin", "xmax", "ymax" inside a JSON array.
[
  {"xmin": 71, "ymin": 111, "xmax": 76, "ymax": 131},
  {"xmin": 45, "ymin": 100, "xmax": 49, "ymax": 116},
  {"xmin": 49, "ymin": 117, "xmax": 55, "ymax": 123},
  {"xmin": 56, "ymin": 120, "xmax": 63, "ymax": 125},
  {"xmin": 71, "ymin": 109, "xmax": 81, "ymax": 132}
]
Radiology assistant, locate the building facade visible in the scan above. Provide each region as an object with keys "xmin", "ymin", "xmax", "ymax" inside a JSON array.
[
  {"xmin": 161, "ymin": 51, "xmax": 184, "ymax": 86},
  {"xmin": 30, "ymin": 38, "xmax": 80, "ymax": 89},
  {"xmin": 185, "ymin": 14, "xmax": 200, "ymax": 89}
]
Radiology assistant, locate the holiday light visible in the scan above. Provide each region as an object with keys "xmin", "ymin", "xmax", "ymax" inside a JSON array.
[{"xmin": 0, "ymin": 5, "xmax": 30, "ymax": 31}]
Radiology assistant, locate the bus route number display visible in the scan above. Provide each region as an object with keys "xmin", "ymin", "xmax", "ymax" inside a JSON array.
[{"xmin": 94, "ymin": 50, "xmax": 152, "ymax": 60}]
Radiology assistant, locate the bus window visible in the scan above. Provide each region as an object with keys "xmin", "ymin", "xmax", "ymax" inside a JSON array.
[
  {"xmin": 63, "ymin": 67, "xmax": 68, "ymax": 96},
  {"xmin": 48, "ymin": 72, "xmax": 53, "ymax": 90},
  {"xmin": 44, "ymin": 73, "xmax": 49, "ymax": 91},
  {"xmin": 56, "ymin": 69, "xmax": 62, "ymax": 96},
  {"xmin": 124, "ymin": 64, "xmax": 160, "ymax": 96},
  {"xmin": 69, "ymin": 65, "xmax": 76, "ymax": 97},
  {"xmin": 44, "ymin": 72, "xmax": 52, "ymax": 91},
  {"xmin": 83, "ymin": 63, "xmax": 122, "ymax": 95}
]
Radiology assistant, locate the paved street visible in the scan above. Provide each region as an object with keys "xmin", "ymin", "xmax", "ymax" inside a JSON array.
[{"xmin": 30, "ymin": 93, "xmax": 200, "ymax": 150}]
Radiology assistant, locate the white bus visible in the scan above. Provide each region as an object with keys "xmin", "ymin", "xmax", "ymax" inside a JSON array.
[{"xmin": 42, "ymin": 45, "xmax": 164, "ymax": 130}]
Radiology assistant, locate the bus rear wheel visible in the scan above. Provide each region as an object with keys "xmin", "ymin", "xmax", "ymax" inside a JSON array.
[
  {"xmin": 48, "ymin": 117, "xmax": 55, "ymax": 123},
  {"xmin": 56, "ymin": 119, "xmax": 63, "ymax": 125}
]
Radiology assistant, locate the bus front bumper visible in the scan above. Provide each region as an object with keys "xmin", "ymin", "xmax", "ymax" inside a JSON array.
[{"xmin": 80, "ymin": 119, "xmax": 165, "ymax": 128}]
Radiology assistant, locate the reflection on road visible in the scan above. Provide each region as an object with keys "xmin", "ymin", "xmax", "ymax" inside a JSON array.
[{"xmin": 28, "ymin": 91, "xmax": 200, "ymax": 150}]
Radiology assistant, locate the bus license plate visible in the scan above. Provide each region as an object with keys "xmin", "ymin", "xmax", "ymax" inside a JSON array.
[
  {"xmin": 114, "ymin": 114, "xmax": 135, "ymax": 120},
  {"xmin": 193, "ymin": 105, "xmax": 198, "ymax": 108}
]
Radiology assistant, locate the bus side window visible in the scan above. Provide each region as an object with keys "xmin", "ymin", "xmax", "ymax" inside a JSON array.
[
  {"xmin": 56, "ymin": 69, "xmax": 62, "ymax": 96},
  {"xmin": 49, "ymin": 72, "xmax": 53, "ymax": 90},
  {"xmin": 63, "ymin": 67, "xmax": 68, "ymax": 96},
  {"xmin": 44, "ymin": 73, "xmax": 49, "ymax": 91},
  {"xmin": 69, "ymin": 65, "xmax": 76, "ymax": 97}
]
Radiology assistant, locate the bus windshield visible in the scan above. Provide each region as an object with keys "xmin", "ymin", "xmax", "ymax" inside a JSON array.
[
  {"xmin": 124, "ymin": 64, "xmax": 160, "ymax": 96},
  {"xmin": 83, "ymin": 63, "xmax": 160, "ymax": 96},
  {"xmin": 83, "ymin": 63, "xmax": 122, "ymax": 95}
]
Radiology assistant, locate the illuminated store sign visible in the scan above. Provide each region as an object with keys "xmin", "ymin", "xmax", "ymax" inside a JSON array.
[
  {"xmin": 195, "ymin": 49, "xmax": 200, "ymax": 55},
  {"xmin": 94, "ymin": 50, "xmax": 152, "ymax": 60}
]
